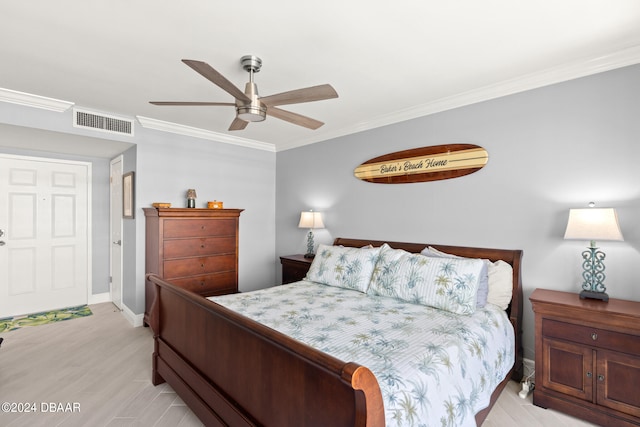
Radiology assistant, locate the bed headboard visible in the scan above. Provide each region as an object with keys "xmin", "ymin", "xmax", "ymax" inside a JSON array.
[{"xmin": 333, "ymin": 237, "xmax": 524, "ymax": 381}]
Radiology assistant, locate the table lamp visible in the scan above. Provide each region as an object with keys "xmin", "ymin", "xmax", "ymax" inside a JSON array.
[
  {"xmin": 298, "ymin": 211, "xmax": 324, "ymax": 258},
  {"xmin": 563, "ymin": 204, "xmax": 624, "ymax": 301}
]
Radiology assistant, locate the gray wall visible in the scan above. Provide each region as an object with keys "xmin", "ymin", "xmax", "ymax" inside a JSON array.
[
  {"xmin": 0, "ymin": 107, "xmax": 276, "ymax": 317},
  {"xmin": 276, "ymin": 64, "xmax": 640, "ymax": 360},
  {"xmin": 132, "ymin": 127, "xmax": 276, "ymax": 313}
]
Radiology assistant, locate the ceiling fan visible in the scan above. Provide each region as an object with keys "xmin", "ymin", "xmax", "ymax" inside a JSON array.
[{"xmin": 150, "ymin": 55, "xmax": 338, "ymax": 131}]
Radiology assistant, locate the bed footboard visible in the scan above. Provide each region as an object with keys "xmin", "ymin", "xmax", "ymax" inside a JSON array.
[{"xmin": 147, "ymin": 273, "xmax": 385, "ymax": 427}]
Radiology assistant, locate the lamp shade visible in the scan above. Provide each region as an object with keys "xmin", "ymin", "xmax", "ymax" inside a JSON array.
[
  {"xmin": 298, "ymin": 211, "xmax": 324, "ymax": 229},
  {"xmin": 564, "ymin": 208, "xmax": 624, "ymax": 242}
]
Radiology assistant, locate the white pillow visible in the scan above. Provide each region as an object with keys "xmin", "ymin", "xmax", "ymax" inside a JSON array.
[
  {"xmin": 369, "ymin": 244, "xmax": 483, "ymax": 315},
  {"xmin": 487, "ymin": 260, "xmax": 513, "ymax": 310},
  {"xmin": 305, "ymin": 244, "xmax": 381, "ymax": 292},
  {"xmin": 420, "ymin": 246, "xmax": 489, "ymax": 308}
]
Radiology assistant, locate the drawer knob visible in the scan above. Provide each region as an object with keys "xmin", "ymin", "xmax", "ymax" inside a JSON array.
[
  {"xmin": 201, "ymin": 244, "xmax": 205, "ymax": 248},
  {"xmin": 598, "ymin": 374, "xmax": 605, "ymax": 382},
  {"xmin": 591, "ymin": 332, "xmax": 598, "ymax": 341},
  {"xmin": 201, "ymin": 225, "xmax": 205, "ymax": 230},
  {"xmin": 200, "ymin": 281, "xmax": 205, "ymax": 286},
  {"xmin": 201, "ymin": 263, "xmax": 205, "ymax": 268},
  {"xmin": 586, "ymin": 371, "xmax": 592, "ymax": 378}
]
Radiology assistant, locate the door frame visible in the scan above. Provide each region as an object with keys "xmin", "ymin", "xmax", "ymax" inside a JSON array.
[{"xmin": 109, "ymin": 155, "xmax": 123, "ymax": 310}]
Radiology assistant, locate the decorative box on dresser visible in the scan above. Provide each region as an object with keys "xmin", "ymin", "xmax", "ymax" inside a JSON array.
[
  {"xmin": 530, "ymin": 288, "xmax": 640, "ymax": 427},
  {"xmin": 279, "ymin": 254, "xmax": 313, "ymax": 284},
  {"xmin": 144, "ymin": 208, "xmax": 243, "ymax": 325}
]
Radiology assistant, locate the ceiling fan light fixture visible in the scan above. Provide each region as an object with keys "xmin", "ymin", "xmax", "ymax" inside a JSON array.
[
  {"xmin": 237, "ymin": 104, "xmax": 266, "ymax": 122},
  {"xmin": 237, "ymin": 80, "xmax": 267, "ymax": 122}
]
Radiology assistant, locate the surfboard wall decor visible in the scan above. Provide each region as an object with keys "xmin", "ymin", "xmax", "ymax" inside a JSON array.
[{"xmin": 354, "ymin": 144, "xmax": 488, "ymax": 184}]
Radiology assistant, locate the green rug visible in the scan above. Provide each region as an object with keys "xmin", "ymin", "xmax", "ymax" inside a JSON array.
[{"xmin": 0, "ymin": 305, "xmax": 92, "ymax": 332}]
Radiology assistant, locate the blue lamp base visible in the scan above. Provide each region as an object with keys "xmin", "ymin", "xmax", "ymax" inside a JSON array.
[
  {"xmin": 304, "ymin": 230, "xmax": 316, "ymax": 258},
  {"xmin": 579, "ymin": 243, "xmax": 609, "ymax": 302}
]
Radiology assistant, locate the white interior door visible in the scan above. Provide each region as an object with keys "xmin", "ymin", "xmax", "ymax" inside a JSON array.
[
  {"xmin": 110, "ymin": 156, "xmax": 123, "ymax": 310},
  {"xmin": 0, "ymin": 154, "xmax": 90, "ymax": 318}
]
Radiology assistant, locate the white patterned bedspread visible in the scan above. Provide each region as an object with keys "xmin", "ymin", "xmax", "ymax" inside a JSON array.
[{"xmin": 209, "ymin": 280, "xmax": 514, "ymax": 427}]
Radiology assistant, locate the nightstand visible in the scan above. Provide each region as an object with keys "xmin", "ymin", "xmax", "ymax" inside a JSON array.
[
  {"xmin": 530, "ymin": 288, "xmax": 640, "ymax": 427},
  {"xmin": 279, "ymin": 254, "xmax": 313, "ymax": 284}
]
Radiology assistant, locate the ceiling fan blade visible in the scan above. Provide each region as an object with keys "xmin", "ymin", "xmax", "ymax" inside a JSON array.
[
  {"xmin": 182, "ymin": 59, "xmax": 251, "ymax": 103},
  {"xmin": 150, "ymin": 101, "xmax": 235, "ymax": 106},
  {"xmin": 228, "ymin": 117, "xmax": 249, "ymax": 131},
  {"xmin": 260, "ymin": 84, "xmax": 338, "ymax": 107},
  {"xmin": 266, "ymin": 107, "xmax": 324, "ymax": 130}
]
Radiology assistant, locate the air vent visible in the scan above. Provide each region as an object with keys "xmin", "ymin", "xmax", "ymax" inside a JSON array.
[{"xmin": 73, "ymin": 108, "xmax": 134, "ymax": 136}]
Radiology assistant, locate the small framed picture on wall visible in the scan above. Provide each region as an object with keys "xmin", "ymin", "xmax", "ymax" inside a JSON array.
[{"xmin": 123, "ymin": 171, "xmax": 135, "ymax": 219}]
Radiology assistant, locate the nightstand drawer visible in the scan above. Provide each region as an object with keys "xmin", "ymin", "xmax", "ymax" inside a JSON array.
[
  {"xmin": 280, "ymin": 255, "xmax": 313, "ymax": 284},
  {"xmin": 543, "ymin": 319, "xmax": 640, "ymax": 355},
  {"xmin": 283, "ymin": 263, "xmax": 310, "ymax": 283}
]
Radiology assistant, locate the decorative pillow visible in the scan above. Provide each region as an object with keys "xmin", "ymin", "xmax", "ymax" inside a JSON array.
[
  {"xmin": 420, "ymin": 246, "xmax": 489, "ymax": 308},
  {"xmin": 421, "ymin": 246, "xmax": 514, "ymax": 309},
  {"xmin": 487, "ymin": 260, "xmax": 513, "ymax": 310},
  {"xmin": 305, "ymin": 244, "xmax": 381, "ymax": 292},
  {"xmin": 369, "ymin": 244, "xmax": 483, "ymax": 315}
]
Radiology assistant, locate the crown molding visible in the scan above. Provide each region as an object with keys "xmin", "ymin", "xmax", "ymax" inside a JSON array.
[
  {"xmin": 0, "ymin": 87, "xmax": 74, "ymax": 112},
  {"xmin": 278, "ymin": 44, "xmax": 640, "ymax": 151},
  {"xmin": 136, "ymin": 116, "xmax": 275, "ymax": 152},
  {"xmin": 381, "ymin": 44, "xmax": 640, "ymax": 125}
]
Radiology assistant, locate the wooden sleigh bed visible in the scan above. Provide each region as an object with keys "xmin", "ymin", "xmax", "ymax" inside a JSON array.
[{"xmin": 147, "ymin": 237, "xmax": 523, "ymax": 426}]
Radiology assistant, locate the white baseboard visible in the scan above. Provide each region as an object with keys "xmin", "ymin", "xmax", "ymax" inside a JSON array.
[
  {"xmin": 86, "ymin": 294, "xmax": 143, "ymax": 327},
  {"xmin": 88, "ymin": 292, "xmax": 111, "ymax": 305},
  {"xmin": 120, "ymin": 303, "xmax": 144, "ymax": 327}
]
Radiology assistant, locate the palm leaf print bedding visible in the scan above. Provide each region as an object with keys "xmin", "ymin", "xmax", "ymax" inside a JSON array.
[{"xmin": 210, "ymin": 280, "xmax": 514, "ymax": 427}]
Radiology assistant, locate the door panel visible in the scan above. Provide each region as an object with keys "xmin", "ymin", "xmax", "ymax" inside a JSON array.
[
  {"xmin": 542, "ymin": 337, "xmax": 594, "ymax": 402},
  {"xmin": 597, "ymin": 350, "xmax": 640, "ymax": 417},
  {"xmin": 0, "ymin": 155, "xmax": 90, "ymax": 317},
  {"xmin": 109, "ymin": 156, "xmax": 123, "ymax": 309},
  {"xmin": 8, "ymin": 248, "xmax": 36, "ymax": 294}
]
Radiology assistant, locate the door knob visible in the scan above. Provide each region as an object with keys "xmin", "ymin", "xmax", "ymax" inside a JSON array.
[
  {"xmin": 0, "ymin": 229, "xmax": 5, "ymax": 237},
  {"xmin": 113, "ymin": 240, "xmax": 122, "ymax": 246},
  {"xmin": 0, "ymin": 241, "xmax": 5, "ymax": 246}
]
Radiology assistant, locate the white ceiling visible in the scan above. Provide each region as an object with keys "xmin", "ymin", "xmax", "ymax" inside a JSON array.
[{"xmin": 2, "ymin": 1, "xmax": 640, "ymax": 153}]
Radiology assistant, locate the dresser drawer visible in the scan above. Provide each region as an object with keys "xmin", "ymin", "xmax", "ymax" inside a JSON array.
[
  {"xmin": 170, "ymin": 271, "xmax": 237, "ymax": 295},
  {"xmin": 163, "ymin": 236, "xmax": 236, "ymax": 259},
  {"xmin": 543, "ymin": 318, "xmax": 640, "ymax": 355},
  {"xmin": 163, "ymin": 218, "xmax": 237, "ymax": 238},
  {"xmin": 163, "ymin": 254, "xmax": 236, "ymax": 279}
]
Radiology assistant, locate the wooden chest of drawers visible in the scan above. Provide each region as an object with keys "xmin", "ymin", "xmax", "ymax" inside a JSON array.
[
  {"xmin": 531, "ymin": 288, "xmax": 640, "ymax": 426},
  {"xmin": 144, "ymin": 208, "xmax": 243, "ymax": 324}
]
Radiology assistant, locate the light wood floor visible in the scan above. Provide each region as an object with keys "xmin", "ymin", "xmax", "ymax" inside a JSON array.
[{"xmin": 0, "ymin": 302, "xmax": 597, "ymax": 427}]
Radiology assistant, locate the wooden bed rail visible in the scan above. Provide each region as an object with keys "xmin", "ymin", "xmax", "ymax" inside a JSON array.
[{"xmin": 147, "ymin": 273, "xmax": 385, "ymax": 427}]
